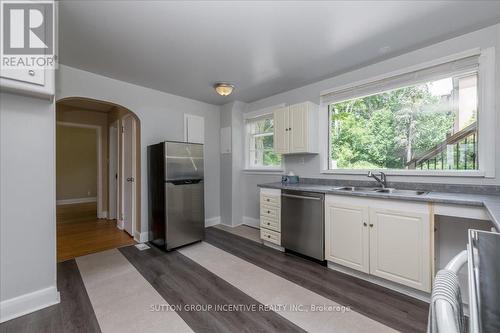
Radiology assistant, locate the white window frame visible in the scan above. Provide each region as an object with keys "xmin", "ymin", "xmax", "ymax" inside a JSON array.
[
  {"xmin": 319, "ymin": 48, "xmax": 496, "ymax": 178},
  {"xmin": 244, "ymin": 106, "xmax": 284, "ymax": 173}
]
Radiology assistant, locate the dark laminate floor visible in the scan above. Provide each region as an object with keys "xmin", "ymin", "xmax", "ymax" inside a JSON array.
[
  {"xmin": 119, "ymin": 245, "xmax": 305, "ymax": 333},
  {"xmin": 205, "ymin": 227, "xmax": 429, "ymax": 333},
  {"xmin": 0, "ymin": 260, "xmax": 100, "ymax": 333}
]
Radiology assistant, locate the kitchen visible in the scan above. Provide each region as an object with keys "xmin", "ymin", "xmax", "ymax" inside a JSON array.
[{"xmin": 1, "ymin": 1, "xmax": 500, "ymax": 333}]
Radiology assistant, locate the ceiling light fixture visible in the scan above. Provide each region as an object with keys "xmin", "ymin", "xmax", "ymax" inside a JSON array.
[{"xmin": 214, "ymin": 83, "xmax": 235, "ymax": 96}]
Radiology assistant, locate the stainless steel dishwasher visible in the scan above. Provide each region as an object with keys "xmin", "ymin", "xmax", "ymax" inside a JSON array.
[{"xmin": 281, "ymin": 190, "xmax": 325, "ymax": 261}]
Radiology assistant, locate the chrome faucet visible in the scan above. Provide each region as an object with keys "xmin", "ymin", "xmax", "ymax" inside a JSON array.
[{"xmin": 367, "ymin": 171, "xmax": 387, "ymax": 188}]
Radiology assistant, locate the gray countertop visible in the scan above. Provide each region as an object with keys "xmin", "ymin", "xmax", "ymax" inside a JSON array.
[{"xmin": 258, "ymin": 182, "xmax": 500, "ymax": 231}]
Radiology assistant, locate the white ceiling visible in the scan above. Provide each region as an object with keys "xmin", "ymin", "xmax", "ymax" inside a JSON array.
[{"xmin": 59, "ymin": 1, "xmax": 500, "ymax": 105}]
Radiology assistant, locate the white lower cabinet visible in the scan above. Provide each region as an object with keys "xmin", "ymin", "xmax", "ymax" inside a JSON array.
[
  {"xmin": 325, "ymin": 203, "xmax": 369, "ymax": 273},
  {"xmin": 369, "ymin": 208, "xmax": 431, "ymax": 291},
  {"xmin": 325, "ymin": 195, "xmax": 431, "ymax": 292},
  {"xmin": 259, "ymin": 188, "xmax": 281, "ymax": 246}
]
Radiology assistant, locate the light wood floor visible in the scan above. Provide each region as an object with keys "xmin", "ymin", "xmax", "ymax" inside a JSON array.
[{"xmin": 57, "ymin": 202, "xmax": 135, "ymax": 262}]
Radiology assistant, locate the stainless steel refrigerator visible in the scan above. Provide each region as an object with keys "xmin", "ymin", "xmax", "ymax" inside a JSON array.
[{"xmin": 148, "ymin": 141, "xmax": 204, "ymax": 250}]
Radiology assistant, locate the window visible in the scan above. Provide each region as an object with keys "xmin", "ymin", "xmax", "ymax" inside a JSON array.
[
  {"xmin": 328, "ymin": 72, "xmax": 479, "ymax": 171},
  {"xmin": 245, "ymin": 115, "xmax": 282, "ymax": 169}
]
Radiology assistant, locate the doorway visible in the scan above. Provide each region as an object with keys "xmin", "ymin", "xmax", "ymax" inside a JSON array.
[
  {"xmin": 56, "ymin": 97, "xmax": 140, "ymax": 262},
  {"xmin": 122, "ymin": 115, "xmax": 136, "ymax": 236}
]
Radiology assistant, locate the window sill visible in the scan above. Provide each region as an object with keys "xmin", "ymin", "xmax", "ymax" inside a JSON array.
[
  {"xmin": 242, "ymin": 168, "xmax": 284, "ymax": 175},
  {"xmin": 320, "ymin": 169, "xmax": 487, "ymax": 178}
]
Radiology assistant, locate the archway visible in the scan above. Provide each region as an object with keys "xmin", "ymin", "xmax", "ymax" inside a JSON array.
[{"xmin": 55, "ymin": 97, "xmax": 141, "ymax": 261}]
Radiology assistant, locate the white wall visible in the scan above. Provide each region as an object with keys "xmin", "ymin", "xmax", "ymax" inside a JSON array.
[
  {"xmin": 219, "ymin": 101, "xmax": 246, "ymax": 226},
  {"xmin": 220, "ymin": 103, "xmax": 233, "ymax": 225},
  {"xmin": 57, "ymin": 65, "xmax": 221, "ymax": 236},
  {"xmin": 240, "ymin": 24, "xmax": 500, "ymax": 220},
  {"xmin": 1, "ymin": 65, "xmax": 222, "ymax": 321},
  {"xmin": 0, "ymin": 93, "xmax": 59, "ymax": 321}
]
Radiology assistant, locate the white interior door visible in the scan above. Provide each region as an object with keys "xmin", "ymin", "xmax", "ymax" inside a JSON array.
[
  {"xmin": 122, "ymin": 116, "xmax": 136, "ymax": 236},
  {"xmin": 108, "ymin": 123, "xmax": 118, "ymax": 219}
]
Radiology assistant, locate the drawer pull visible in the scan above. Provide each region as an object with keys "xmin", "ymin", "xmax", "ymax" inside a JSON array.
[
  {"xmin": 369, "ymin": 223, "xmax": 374, "ymax": 227},
  {"xmin": 28, "ymin": 70, "xmax": 35, "ymax": 76},
  {"xmin": 267, "ymin": 222, "xmax": 270, "ymax": 225},
  {"xmin": 267, "ymin": 235, "xmax": 271, "ymax": 238},
  {"xmin": 266, "ymin": 198, "xmax": 270, "ymax": 202},
  {"xmin": 267, "ymin": 210, "xmax": 270, "ymax": 214},
  {"xmin": 363, "ymin": 222, "xmax": 367, "ymax": 227}
]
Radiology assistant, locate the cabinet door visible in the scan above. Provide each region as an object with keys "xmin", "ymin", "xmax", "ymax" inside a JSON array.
[
  {"xmin": 289, "ymin": 103, "xmax": 308, "ymax": 153},
  {"xmin": 369, "ymin": 208, "xmax": 431, "ymax": 292},
  {"xmin": 0, "ymin": 68, "xmax": 45, "ymax": 86},
  {"xmin": 273, "ymin": 106, "xmax": 289, "ymax": 154},
  {"xmin": 325, "ymin": 202, "xmax": 369, "ymax": 273}
]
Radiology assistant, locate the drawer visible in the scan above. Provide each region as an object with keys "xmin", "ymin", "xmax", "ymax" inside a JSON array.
[
  {"xmin": 260, "ymin": 193, "xmax": 281, "ymax": 207},
  {"xmin": 260, "ymin": 228, "xmax": 281, "ymax": 245},
  {"xmin": 260, "ymin": 204, "xmax": 280, "ymax": 221},
  {"xmin": 260, "ymin": 217, "xmax": 280, "ymax": 232}
]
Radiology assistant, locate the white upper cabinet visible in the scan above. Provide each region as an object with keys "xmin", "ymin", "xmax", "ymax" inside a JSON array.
[
  {"xmin": 184, "ymin": 114, "xmax": 205, "ymax": 144},
  {"xmin": 0, "ymin": 64, "xmax": 55, "ymax": 100},
  {"xmin": 273, "ymin": 106, "xmax": 289, "ymax": 154},
  {"xmin": 0, "ymin": 0, "xmax": 56, "ymax": 99},
  {"xmin": 273, "ymin": 102, "xmax": 318, "ymax": 154}
]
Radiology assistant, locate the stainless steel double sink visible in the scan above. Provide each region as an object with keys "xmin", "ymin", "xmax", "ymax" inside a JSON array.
[{"xmin": 332, "ymin": 186, "xmax": 428, "ymax": 196}]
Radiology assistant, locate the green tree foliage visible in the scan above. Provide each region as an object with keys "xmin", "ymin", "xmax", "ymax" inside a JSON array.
[
  {"xmin": 330, "ymin": 83, "xmax": 456, "ymax": 169},
  {"xmin": 253, "ymin": 118, "xmax": 281, "ymax": 167}
]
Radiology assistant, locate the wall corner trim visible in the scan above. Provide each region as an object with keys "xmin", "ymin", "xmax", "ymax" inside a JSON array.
[
  {"xmin": 116, "ymin": 219, "xmax": 125, "ymax": 230},
  {"xmin": 56, "ymin": 197, "xmax": 97, "ymax": 205},
  {"xmin": 205, "ymin": 216, "xmax": 221, "ymax": 227},
  {"xmin": 133, "ymin": 231, "xmax": 148, "ymax": 243},
  {"xmin": 0, "ymin": 286, "xmax": 60, "ymax": 323},
  {"xmin": 242, "ymin": 216, "xmax": 260, "ymax": 228},
  {"xmin": 98, "ymin": 211, "xmax": 108, "ymax": 219}
]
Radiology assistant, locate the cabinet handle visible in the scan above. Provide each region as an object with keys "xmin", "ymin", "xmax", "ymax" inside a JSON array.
[
  {"xmin": 363, "ymin": 222, "xmax": 367, "ymax": 227},
  {"xmin": 285, "ymin": 128, "xmax": 288, "ymax": 131},
  {"xmin": 267, "ymin": 210, "xmax": 270, "ymax": 214},
  {"xmin": 28, "ymin": 70, "xmax": 35, "ymax": 76},
  {"xmin": 266, "ymin": 199, "xmax": 270, "ymax": 202},
  {"xmin": 267, "ymin": 235, "xmax": 271, "ymax": 238},
  {"xmin": 288, "ymin": 127, "xmax": 292, "ymax": 131},
  {"xmin": 267, "ymin": 222, "xmax": 270, "ymax": 225},
  {"xmin": 369, "ymin": 223, "xmax": 374, "ymax": 227}
]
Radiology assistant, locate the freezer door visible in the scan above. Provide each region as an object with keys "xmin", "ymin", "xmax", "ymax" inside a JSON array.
[
  {"xmin": 165, "ymin": 180, "xmax": 205, "ymax": 250},
  {"xmin": 165, "ymin": 142, "xmax": 204, "ymax": 181}
]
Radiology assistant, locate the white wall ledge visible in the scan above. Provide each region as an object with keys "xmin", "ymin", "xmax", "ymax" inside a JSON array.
[{"xmin": 320, "ymin": 169, "xmax": 487, "ymax": 178}]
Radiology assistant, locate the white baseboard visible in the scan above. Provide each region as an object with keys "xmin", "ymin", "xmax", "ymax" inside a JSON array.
[
  {"xmin": 97, "ymin": 211, "xmax": 108, "ymax": 219},
  {"xmin": 134, "ymin": 231, "xmax": 148, "ymax": 243},
  {"xmin": 326, "ymin": 261, "xmax": 430, "ymax": 302},
  {"xmin": 56, "ymin": 197, "xmax": 96, "ymax": 205},
  {"xmin": 116, "ymin": 219, "xmax": 124, "ymax": 230},
  {"xmin": 262, "ymin": 240, "xmax": 285, "ymax": 252},
  {"xmin": 0, "ymin": 286, "xmax": 60, "ymax": 323},
  {"xmin": 205, "ymin": 216, "xmax": 221, "ymax": 227},
  {"xmin": 242, "ymin": 216, "xmax": 260, "ymax": 228}
]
